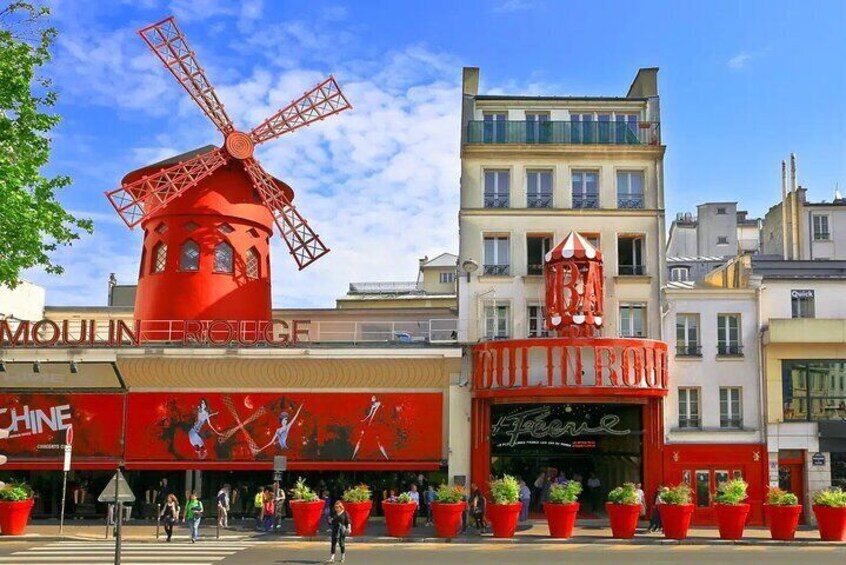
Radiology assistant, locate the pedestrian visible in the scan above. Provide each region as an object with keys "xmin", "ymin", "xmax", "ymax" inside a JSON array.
[
  {"xmin": 407, "ymin": 483, "xmax": 420, "ymax": 527},
  {"xmin": 262, "ymin": 488, "xmax": 275, "ymax": 532},
  {"xmin": 586, "ymin": 473, "xmax": 601, "ymax": 514},
  {"xmin": 532, "ymin": 471, "xmax": 546, "ymax": 512},
  {"xmin": 468, "ymin": 483, "xmax": 487, "ymax": 534},
  {"xmin": 518, "ymin": 478, "xmax": 531, "ymax": 522},
  {"xmin": 183, "ymin": 491, "xmax": 203, "ymax": 543},
  {"xmin": 635, "ymin": 482, "xmax": 646, "ymax": 520},
  {"xmin": 320, "ymin": 489, "xmax": 332, "ymax": 528},
  {"xmin": 326, "ymin": 501, "xmax": 351, "ymax": 563},
  {"xmin": 216, "ymin": 484, "xmax": 230, "ymax": 529},
  {"xmin": 273, "ymin": 487, "xmax": 287, "ymax": 531},
  {"xmin": 424, "ymin": 484, "xmax": 436, "ymax": 526},
  {"xmin": 254, "ymin": 487, "xmax": 264, "ymax": 529},
  {"xmin": 648, "ymin": 487, "xmax": 666, "ymax": 533},
  {"xmin": 160, "ymin": 493, "xmax": 179, "ymax": 542}
]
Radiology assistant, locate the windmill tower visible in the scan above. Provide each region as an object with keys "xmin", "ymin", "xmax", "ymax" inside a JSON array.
[{"xmin": 105, "ymin": 17, "xmax": 351, "ymax": 334}]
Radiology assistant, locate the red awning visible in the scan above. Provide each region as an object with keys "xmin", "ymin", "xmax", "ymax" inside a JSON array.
[{"xmin": 546, "ymin": 231, "xmax": 601, "ymax": 262}]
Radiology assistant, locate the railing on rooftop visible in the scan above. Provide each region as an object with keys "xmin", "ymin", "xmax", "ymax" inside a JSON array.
[
  {"xmin": 348, "ymin": 281, "xmax": 420, "ymax": 294},
  {"xmin": 467, "ymin": 121, "xmax": 660, "ymax": 146}
]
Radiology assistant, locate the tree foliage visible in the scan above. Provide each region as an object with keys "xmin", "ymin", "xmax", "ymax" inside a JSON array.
[{"xmin": 0, "ymin": 2, "xmax": 92, "ymax": 288}]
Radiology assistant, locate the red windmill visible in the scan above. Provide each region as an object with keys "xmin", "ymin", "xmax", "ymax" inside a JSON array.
[
  {"xmin": 104, "ymin": 17, "xmax": 351, "ymax": 333},
  {"xmin": 544, "ymin": 231, "xmax": 604, "ymax": 338}
]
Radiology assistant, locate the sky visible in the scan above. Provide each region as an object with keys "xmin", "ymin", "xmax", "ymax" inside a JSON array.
[{"xmin": 25, "ymin": 0, "xmax": 846, "ymax": 308}]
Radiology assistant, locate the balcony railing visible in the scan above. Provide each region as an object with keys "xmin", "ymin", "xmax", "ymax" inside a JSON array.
[
  {"xmin": 467, "ymin": 120, "xmax": 661, "ymax": 145},
  {"xmin": 483, "ymin": 264, "xmax": 510, "ymax": 276},
  {"xmin": 814, "ymin": 232, "xmax": 831, "ymax": 241},
  {"xmin": 483, "ymin": 194, "xmax": 510, "ymax": 208},
  {"xmin": 617, "ymin": 195, "xmax": 645, "ymax": 209},
  {"xmin": 720, "ymin": 418, "xmax": 743, "ymax": 429},
  {"xmin": 678, "ymin": 418, "xmax": 701, "ymax": 429},
  {"xmin": 717, "ymin": 343, "xmax": 744, "ymax": 357},
  {"xmin": 527, "ymin": 263, "xmax": 544, "ymax": 276},
  {"xmin": 618, "ymin": 264, "xmax": 647, "ymax": 276},
  {"xmin": 527, "ymin": 194, "xmax": 553, "ymax": 208},
  {"xmin": 676, "ymin": 344, "xmax": 702, "ymax": 357},
  {"xmin": 572, "ymin": 196, "xmax": 599, "ymax": 209}
]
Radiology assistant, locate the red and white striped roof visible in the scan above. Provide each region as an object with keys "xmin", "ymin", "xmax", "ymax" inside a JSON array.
[{"xmin": 545, "ymin": 231, "xmax": 601, "ymax": 263}]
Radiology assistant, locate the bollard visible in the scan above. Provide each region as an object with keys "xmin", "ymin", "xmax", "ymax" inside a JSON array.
[
  {"xmin": 216, "ymin": 506, "xmax": 220, "ymax": 540},
  {"xmin": 155, "ymin": 504, "xmax": 161, "ymax": 540},
  {"xmin": 105, "ymin": 507, "xmax": 110, "ymax": 539}
]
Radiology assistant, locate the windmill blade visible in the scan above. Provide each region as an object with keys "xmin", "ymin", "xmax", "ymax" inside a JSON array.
[
  {"xmin": 139, "ymin": 16, "xmax": 235, "ymax": 135},
  {"xmin": 242, "ymin": 159, "xmax": 330, "ymax": 270},
  {"xmin": 105, "ymin": 149, "xmax": 228, "ymax": 228},
  {"xmin": 250, "ymin": 76, "xmax": 352, "ymax": 146}
]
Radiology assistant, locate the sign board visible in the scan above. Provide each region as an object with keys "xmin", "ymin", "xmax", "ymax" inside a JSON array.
[
  {"xmin": 98, "ymin": 470, "xmax": 136, "ymax": 503},
  {"xmin": 63, "ymin": 445, "xmax": 71, "ymax": 472},
  {"xmin": 791, "ymin": 289, "xmax": 815, "ymax": 299},
  {"xmin": 273, "ymin": 456, "xmax": 287, "ymax": 472},
  {"xmin": 812, "ymin": 452, "xmax": 826, "ymax": 466},
  {"xmin": 65, "ymin": 425, "xmax": 73, "ymax": 447},
  {"xmin": 36, "ymin": 444, "xmax": 65, "ymax": 450}
]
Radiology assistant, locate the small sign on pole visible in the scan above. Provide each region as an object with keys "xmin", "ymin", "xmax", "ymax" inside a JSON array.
[
  {"xmin": 98, "ymin": 470, "xmax": 136, "ymax": 504},
  {"xmin": 273, "ymin": 456, "xmax": 287, "ymax": 472}
]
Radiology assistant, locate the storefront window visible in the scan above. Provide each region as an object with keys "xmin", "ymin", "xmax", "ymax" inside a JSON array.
[
  {"xmin": 782, "ymin": 360, "xmax": 846, "ymax": 421},
  {"xmin": 695, "ymin": 470, "xmax": 710, "ymax": 507},
  {"xmin": 832, "ymin": 452, "xmax": 846, "ymax": 489}
]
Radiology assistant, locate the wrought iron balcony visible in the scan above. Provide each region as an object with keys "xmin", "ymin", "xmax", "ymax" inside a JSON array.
[
  {"xmin": 617, "ymin": 195, "xmax": 645, "ymax": 209},
  {"xmin": 483, "ymin": 194, "xmax": 510, "ymax": 208},
  {"xmin": 618, "ymin": 264, "xmax": 647, "ymax": 276},
  {"xmin": 483, "ymin": 264, "xmax": 510, "ymax": 276},
  {"xmin": 678, "ymin": 418, "xmax": 701, "ymax": 429},
  {"xmin": 676, "ymin": 344, "xmax": 702, "ymax": 357},
  {"xmin": 572, "ymin": 196, "xmax": 599, "ymax": 209},
  {"xmin": 527, "ymin": 194, "xmax": 553, "ymax": 208},
  {"xmin": 467, "ymin": 120, "xmax": 661, "ymax": 145},
  {"xmin": 527, "ymin": 263, "xmax": 544, "ymax": 276},
  {"xmin": 717, "ymin": 344, "xmax": 744, "ymax": 357},
  {"xmin": 720, "ymin": 418, "xmax": 743, "ymax": 429}
]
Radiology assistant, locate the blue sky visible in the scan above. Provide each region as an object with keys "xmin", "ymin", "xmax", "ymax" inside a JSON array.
[{"xmin": 31, "ymin": 0, "xmax": 846, "ymax": 307}]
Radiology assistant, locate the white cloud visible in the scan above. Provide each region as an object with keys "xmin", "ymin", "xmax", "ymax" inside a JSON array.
[
  {"xmin": 727, "ymin": 52, "xmax": 753, "ymax": 71},
  {"xmin": 493, "ymin": 0, "xmax": 537, "ymax": 13}
]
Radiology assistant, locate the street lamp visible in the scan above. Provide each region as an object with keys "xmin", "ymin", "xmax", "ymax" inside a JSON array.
[{"xmin": 461, "ymin": 259, "xmax": 479, "ymax": 282}]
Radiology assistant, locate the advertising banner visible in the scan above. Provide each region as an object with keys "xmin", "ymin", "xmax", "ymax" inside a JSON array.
[
  {"xmin": 125, "ymin": 392, "xmax": 442, "ymax": 463},
  {"xmin": 0, "ymin": 393, "xmax": 124, "ymax": 460}
]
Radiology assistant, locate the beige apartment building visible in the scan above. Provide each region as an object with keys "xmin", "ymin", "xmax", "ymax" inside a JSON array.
[{"xmin": 457, "ymin": 66, "xmax": 666, "ymax": 344}]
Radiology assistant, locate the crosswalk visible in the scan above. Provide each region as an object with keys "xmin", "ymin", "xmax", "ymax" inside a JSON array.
[{"xmin": 0, "ymin": 540, "xmax": 253, "ymax": 564}]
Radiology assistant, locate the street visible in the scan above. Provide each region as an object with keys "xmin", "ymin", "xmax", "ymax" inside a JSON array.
[{"xmin": 0, "ymin": 540, "xmax": 843, "ymax": 565}]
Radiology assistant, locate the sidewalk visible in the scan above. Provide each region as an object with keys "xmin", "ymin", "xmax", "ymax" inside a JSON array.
[{"xmin": 7, "ymin": 518, "xmax": 843, "ymax": 546}]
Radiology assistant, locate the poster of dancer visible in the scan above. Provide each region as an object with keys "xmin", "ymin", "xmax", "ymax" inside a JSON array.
[{"xmin": 125, "ymin": 392, "xmax": 442, "ymax": 463}]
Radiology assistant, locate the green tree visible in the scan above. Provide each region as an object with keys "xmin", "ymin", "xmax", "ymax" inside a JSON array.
[{"xmin": 0, "ymin": 2, "xmax": 92, "ymax": 288}]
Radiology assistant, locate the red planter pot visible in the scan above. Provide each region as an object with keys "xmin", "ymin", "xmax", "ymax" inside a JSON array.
[
  {"xmin": 487, "ymin": 503, "xmax": 522, "ymax": 538},
  {"xmin": 812, "ymin": 504, "xmax": 846, "ymax": 541},
  {"xmin": 714, "ymin": 503, "xmax": 750, "ymax": 540},
  {"xmin": 431, "ymin": 502, "xmax": 466, "ymax": 538},
  {"xmin": 0, "ymin": 499, "xmax": 34, "ymax": 536},
  {"xmin": 659, "ymin": 504, "xmax": 694, "ymax": 540},
  {"xmin": 764, "ymin": 505, "xmax": 802, "ymax": 541},
  {"xmin": 343, "ymin": 501, "xmax": 372, "ymax": 537},
  {"xmin": 289, "ymin": 500, "xmax": 324, "ymax": 537},
  {"xmin": 543, "ymin": 502, "xmax": 580, "ymax": 539},
  {"xmin": 605, "ymin": 502, "xmax": 640, "ymax": 539},
  {"xmin": 382, "ymin": 501, "xmax": 417, "ymax": 538}
]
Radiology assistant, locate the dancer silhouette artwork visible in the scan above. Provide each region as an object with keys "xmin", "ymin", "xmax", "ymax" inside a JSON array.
[
  {"xmin": 256, "ymin": 403, "xmax": 304, "ymax": 454},
  {"xmin": 352, "ymin": 395, "xmax": 389, "ymax": 460},
  {"xmin": 189, "ymin": 399, "xmax": 222, "ymax": 459}
]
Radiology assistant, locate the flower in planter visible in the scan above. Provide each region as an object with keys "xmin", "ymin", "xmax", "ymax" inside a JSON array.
[
  {"xmin": 659, "ymin": 484, "xmax": 692, "ymax": 505},
  {"xmin": 290, "ymin": 477, "xmax": 319, "ymax": 502},
  {"xmin": 713, "ymin": 479, "xmax": 748, "ymax": 505},
  {"xmin": 813, "ymin": 487, "xmax": 846, "ymax": 507},
  {"xmin": 548, "ymin": 481, "xmax": 582, "ymax": 504},
  {"xmin": 489, "ymin": 475, "xmax": 520, "ymax": 505},
  {"xmin": 434, "ymin": 484, "xmax": 465, "ymax": 504},
  {"xmin": 766, "ymin": 487, "xmax": 799, "ymax": 506},
  {"xmin": 607, "ymin": 482, "xmax": 639, "ymax": 505},
  {"xmin": 0, "ymin": 483, "xmax": 33, "ymax": 502},
  {"xmin": 342, "ymin": 484, "xmax": 372, "ymax": 503},
  {"xmin": 387, "ymin": 492, "xmax": 414, "ymax": 504}
]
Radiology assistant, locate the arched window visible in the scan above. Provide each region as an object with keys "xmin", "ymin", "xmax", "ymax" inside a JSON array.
[
  {"xmin": 246, "ymin": 247, "xmax": 260, "ymax": 279},
  {"xmin": 213, "ymin": 241, "xmax": 234, "ymax": 273},
  {"xmin": 180, "ymin": 240, "xmax": 200, "ymax": 272},
  {"xmin": 153, "ymin": 242, "xmax": 168, "ymax": 273}
]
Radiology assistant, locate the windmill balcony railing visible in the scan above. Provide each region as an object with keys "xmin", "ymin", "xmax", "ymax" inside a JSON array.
[{"xmin": 467, "ymin": 120, "xmax": 661, "ymax": 146}]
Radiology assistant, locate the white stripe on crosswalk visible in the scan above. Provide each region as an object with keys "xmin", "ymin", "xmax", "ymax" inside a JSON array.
[{"xmin": 0, "ymin": 540, "xmax": 254, "ymax": 565}]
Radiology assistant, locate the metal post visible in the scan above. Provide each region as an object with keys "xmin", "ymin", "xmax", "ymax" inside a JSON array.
[
  {"xmin": 216, "ymin": 505, "xmax": 220, "ymax": 540},
  {"xmin": 155, "ymin": 504, "xmax": 161, "ymax": 540},
  {"xmin": 59, "ymin": 469, "xmax": 68, "ymax": 535},
  {"xmin": 105, "ymin": 507, "xmax": 110, "ymax": 539},
  {"xmin": 114, "ymin": 466, "xmax": 122, "ymax": 565}
]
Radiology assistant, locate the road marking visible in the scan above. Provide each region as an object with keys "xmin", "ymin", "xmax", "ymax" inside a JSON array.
[{"xmin": 0, "ymin": 540, "xmax": 254, "ymax": 565}]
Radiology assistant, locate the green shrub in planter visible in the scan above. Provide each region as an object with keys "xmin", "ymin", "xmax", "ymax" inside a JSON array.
[
  {"xmin": 659, "ymin": 484, "xmax": 692, "ymax": 505},
  {"xmin": 607, "ymin": 482, "xmax": 639, "ymax": 505},
  {"xmin": 489, "ymin": 475, "xmax": 520, "ymax": 505},
  {"xmin": 713, "ymin": 478, "xmax": 748, "ymax": 505},
  {"xmin": 394, "ymin": 492, "xmax": 413, "ymax": 504},
  {"xmin": 434, "ymin": 485, "xmax": 465, "ymax": 504},
  {"xmin": 813, "ymin": 487, "xmax": 846, "ymax": 507},
  {"xmin": 548, "ymin": 481, "xmax": 582, "ymax": 504},
  {"xmin": 291, "ymin": 477, "xmax": 319, "ymax": 502},
  {"xmin": 342, "ymin": 484, "xmax": 371, "ymax": 503},
  {"xmin": 0, "ymin": 483, "xmax": 33, "ymax": 502},
  {"xmin": 766, "ymin": 487, "xmax": 799, "ymax": 506}
]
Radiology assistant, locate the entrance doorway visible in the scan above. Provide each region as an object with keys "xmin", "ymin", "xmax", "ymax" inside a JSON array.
[{"xmin": 778, "ymin": 452, "xmax": 805, "ymax": 524}]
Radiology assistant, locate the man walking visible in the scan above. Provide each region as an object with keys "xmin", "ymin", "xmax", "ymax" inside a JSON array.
[
  {"xmin": 518, "ymin": 478, "xmax": 532, "ymax": 522},
  {"xmin": 216, "ymin": 484, "xmax": 230, "ymax": 529},
  {"xmin": 254, "ymin": 488, "xmax": 264, "ymax": 530},
  {"xmin": 183, "ymin": 491, "xmax": 203, "ymax": 543},
  {"xmin": 407, "ymin": 484, "xmax": 420, "ymax": 527}
]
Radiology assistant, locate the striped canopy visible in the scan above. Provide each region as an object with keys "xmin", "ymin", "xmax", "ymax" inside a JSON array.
[{"xmin": 545, "ymin": 231, "xmax": 601, "ymax": 263}]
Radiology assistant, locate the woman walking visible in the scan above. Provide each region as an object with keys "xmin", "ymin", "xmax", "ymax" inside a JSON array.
[
  {"xmin": 326, "ymin": 501, "xmax": 351, "ymax": 563},
  {"xmin": 183, "ymin": 491, "xmax": 204, "ymax": 543},
  {"xmin": 647, "ymin": 486, "xmax": 666, "ymax": 533},
  {"xmin": 468, "ymin": 483, "xmax": 487, "ymax": 534},
  {"xmin": 160, "ymin": 494, "xmax": 180, "ymax": 542}
]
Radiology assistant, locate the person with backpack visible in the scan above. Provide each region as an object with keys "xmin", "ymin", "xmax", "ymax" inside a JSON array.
[
  {"xmin": 262, "ymin": 488, "xmax": 275, "ymax": 532},
  {"xmin": 183, "ymin": 491, "xmax": 203, "ymax": 543},
  {"xmin": 160, "ymin": 494, "xmax": 180, "ymax": 542},
  {"xmin": 216, "ymin": 484, "xmax": 230, "ymax": 529},
  {"xmin": 326, "ymin": 501, "xmax": 350, "ymax": 563}
]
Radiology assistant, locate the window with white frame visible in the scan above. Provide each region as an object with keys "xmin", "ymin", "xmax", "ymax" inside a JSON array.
[
  {"xmin": 584, "ymin": 234, "xmax": 601, "ymax": 251},
  {"xmin": 483, "ymin": 236, "xmax": 510, "ymax": 276},
  {"xmin": 670, "ymin": 266, "xmax": 690, "ymax": 282},
  {"xmin": 619, "ymin": 304, "xmax": 646, "ymax": 338},
  {"xmin": 813, "ymin": 214, "xmax": 830, "ymax": 240},
  {"xmin": 527, "ymin": 304, "xmax": 547, "ymax": 337},
  {"xmin": 675, "ymin": 314, "xmax": 700, "ymax": 356},
  {"xmin": 482, "ymin": 112, "xmax": 507, "ymax": 143},
  {"xmin": 484, "ymin": 170, "xmax": 510, "ymax": 208},
  {"xmin": 439, "ymin": 271, "xmax": 455, "ymax": 284},
  {"xmin": 526, "ymin": 235, "xmax": 552, "ymax": 275},
  {"xmin": 571, "ymin": 170, "xmax": 598, "ymax": 209},
  {"xmin": 678, "ymin": 388, "xmax": 701, "ymax": 428},
  {"xmin": 618, "ymin": 235, "xmax": 646, "ymax": 275},
  {"xmin": 617, "ymin": 171, "xmax": 644, "ymax": 209},
  {"xmin": 484, "ymin": 302, "xmax": 510, "ymax": 339},
  {"xmin": 526, "ymin": 170, "xmax": 553, "ymax": 208},
  {"xmin": 717, "ymin": 314, "xmax": 742, "ymax": 356},
  {"xmin": 791, "ymin": 289, "xmax": 815, "ymax": 318},
  {"xmin": 720, "ymin": 387, "xmax": 742, "ymax": 428}
]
